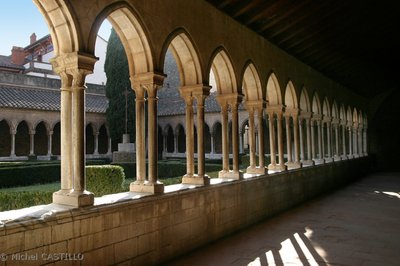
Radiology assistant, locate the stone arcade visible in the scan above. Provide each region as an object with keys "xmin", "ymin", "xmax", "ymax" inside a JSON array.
[{"xmin": 0, "ymin": 1, "xmax": 372, "ymax": 265}]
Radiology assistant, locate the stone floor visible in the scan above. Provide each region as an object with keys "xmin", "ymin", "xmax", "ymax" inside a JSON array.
[{"xmin": 165, "ymin": 172, "xmax": 400, "ymax": 266}]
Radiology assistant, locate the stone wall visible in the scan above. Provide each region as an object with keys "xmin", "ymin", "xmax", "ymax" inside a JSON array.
[{"xmin": 0, "ymin": 158, "xmax": 370, "ymax": 265}]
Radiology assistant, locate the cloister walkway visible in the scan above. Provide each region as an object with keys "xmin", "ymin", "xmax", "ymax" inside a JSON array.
[{"xmin": 166, "ymin": 172, "xmax": 400, "ymax": 266}]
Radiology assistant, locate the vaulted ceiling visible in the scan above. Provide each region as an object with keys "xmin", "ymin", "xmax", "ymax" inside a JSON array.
[{"xmin": 206, "ymin": 0, "xmax": 400, "ymax": 98}]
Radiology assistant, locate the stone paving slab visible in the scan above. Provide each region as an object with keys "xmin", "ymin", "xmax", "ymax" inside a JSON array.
[{"xmin": 165, "ymin": 172, "xmax": 400, "ymax": 266}]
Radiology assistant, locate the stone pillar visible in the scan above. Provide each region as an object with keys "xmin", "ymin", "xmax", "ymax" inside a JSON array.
[
  {"xmin": 348, "ymin": 125, "xmax": 353, "ymax": 158},
  {"xmin": 107, "ymin": 137, "xmax": 112, "ymax": 154},
  {"xmin": 341, "ymin": 123, "xmax": 347, "ymax": 159},
  {"xmin": 267, "ymin": 112, "xmax": 277, "ymax": 169},
  {"xmin": 306, "ymin": 119, "xmax": 313, "ymax": 163},
  {"xmin": 231, "ymin": 100, "xmax": 241, "ymax": 176},
  {"xmin": 363, "ymin": 127, "xmax": 368, "ymax": 155},
  {"xmin": 321, "ymin": 122, "xmax": 325, "ymax": 160},
  {"xmin": 285, "ymin": 115, "xmax": 293, "ymax": 164},
  {"xmin": 257, "ymin": 107, "xmax": 265, "ymax": 171},
  {"xmin": 174, "ymin": 133, "xmax": 178, "ymax": 154},
  {"xmin": 247, "ymin": 107, "xmax": 256, "ymax": 171},
  {"xmin": 327, "ymin": 122, "xmax": 332, "ymax": 159},
  {"xmin": 29, "ymin": 130, "xmax": 35, "ymax": 156},
  {"xmin": 184, "ymin": 95, "xmax": 194, "ymax": 177},
  {"xmin": 130, "ymin": 73, "xmax": 165, "ymax": 193},
  {"xmin": 52, "ymin": 52, "xmax": 98, "ymax": 207},
  {"xmin": 353, "ymin": 124, "xmax": 359, "ymax": 158},
  {"xmin": 317, "ymin": 120, "xmax": 323, "ymax": 160},
  {"xmin": 210, "ymin": 134, "xmax": 215, "ymax": 155},
  {"xmin": 299, "ymin": 119, "xmax": 304, "ymax": 161},
  {"xmin": 47, "ymin": 131, "xmax": 53, "ymax": 156},
  {"xmin": 293, "ymin": 114, "xmax": 301, "ymax": 168},
  {"xmin": 239, "ymin": 131, "xmax": 244, "ymax": 154},
  {"xmin": 220, "ymin": 102, "xmax": 229, "ymax": 174},
  {"xmin": 93, "ymin": 131, "xmax": 99, "ymax": 155},
  {"xmin": 163, "ymin": 133, "xmax": 168, "ymax": 156},
  {"xmin": 358, "ymin": 127, "xmax": 363, "ymax": 157},
  {"xmin": 311, "ymin": 120, "xmax": 316, "ymax": 160},
  {"xmin": 277, "ymin": 112, "xmax": 287, "ymax": 171},
  {"xmin": 10, "ymin": 129, "xmax": 16, "ymax": 157},
  {"xmin": 194, "ymin": 93, "xmax": 206, "ymax": 178}
]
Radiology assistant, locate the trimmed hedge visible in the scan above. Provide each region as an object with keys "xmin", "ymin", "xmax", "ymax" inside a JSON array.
[
  {"xmin": 0, "ymin": 191, "xmax": 53, "ymax": 211},
  {"xmin": 0, "ymin": 160, "xmax": 112, "ymax": 188},
  {"xmin": 113, "ymin": 161, "xmax": 222, "ymax": 179},
  {"xmin": 86, "ymin": 165, "xmax": 125, "ymax": 196}
]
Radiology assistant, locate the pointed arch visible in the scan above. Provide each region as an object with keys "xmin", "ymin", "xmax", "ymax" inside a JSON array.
[
  {"xmin": 242, "ymin": 62, "xmax": 262, "ymax": 101},
  {"xmin": 207, "ymin": 47, "xmax": 238, "ymax": 94},
  {"xmin": 358, "ymin": 110, "xmax": 363, "ymax": 125},
  {"xmin": 340, "ymin": 104, "xmax": 346, "ymax": 121},
  {"xmin": 346, "ymin": 106, "xmax": 353, "ymax": 123},
  {"xmin": 300, "ymin": 87, "xmax": 311, "ymax": 112},
  {"xmin": 284, "ymin": 80, "xmax": 298, "ymax": 109},
  {"xmin": 353, "ymin": 108, "xmax": 359, "ymax": 124},
  {"xmin": 33, "ymin": 0, "xmax": 80, "ymax": 55},
  {"xmin": 161, "ymin": 28, "xmax": 203, "ymax": 86},
  {"xmin": 322, "ymin": 97, "xmax": 331, "ymax": 117},
  {"xmin": 266, "ymin": 72, "xmax": 283, "ymax": 105},
  {"xmin": 88, "ymin": 3, "xmax": 154, "ymax": 76},
  {"xmin": 331, "ymin": 101, "xmax": 339, "ymax": 118},
  {"xmin": 312, "ymin": 92, "xmax": 322, "ymax": 114}
]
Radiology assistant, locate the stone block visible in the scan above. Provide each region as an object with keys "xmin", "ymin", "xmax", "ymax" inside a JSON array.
[
  {"xmin": 114, "ymin": 238, "xmax": 137, "ymax": 263},
  {"xmin": 25, "ymin": 227, "xmax": 51, "ymax": 250}
]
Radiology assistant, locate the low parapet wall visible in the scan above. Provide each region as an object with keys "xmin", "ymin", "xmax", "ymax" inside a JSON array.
[{"xmin": 0, "ymin": 158, "xmax": 370, "ymax": 265}]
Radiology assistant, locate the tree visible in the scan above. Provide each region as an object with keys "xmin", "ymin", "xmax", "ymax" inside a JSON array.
[{"xmin": 104, "ymin": 28, "xmax": 136, "ymax": 146}]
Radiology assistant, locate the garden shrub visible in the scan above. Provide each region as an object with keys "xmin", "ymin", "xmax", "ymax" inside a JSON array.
[
  {"xmin": 0, "ymin": 191, "xmax": 53, "ymax": 211},
  {"xmin": 0, "ymin": 164, "xmax": 60, "ymax": 188},
  {"xmin": 86, "ymin": 165, "xmax": 125, "ymax": 196}
]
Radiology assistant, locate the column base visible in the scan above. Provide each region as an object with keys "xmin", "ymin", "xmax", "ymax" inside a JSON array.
[
  {"xmin": 333, "ymin": 155, "xmax": 342, "ymax": 161},
  {"xmin": 130, "ymin": 181, "xmax": 164, "ymax": 194},
  {"xmin": 53, "ymin": 189, "xmax": 94, "ymax": 207},
  {"xmin": 246, "ymin": 166, "xmax": 266, "ymax": 175},
  {"xmin": 267, "ymin": 163, "xmax": 287, "ymax": 171},
  {"xmin": 218, "ymin": 170, "xmax": 244, "ymax": 180},
  {"xmin": 182, "ymin": 174, "xmax": 210, "ymax": 185},
  {"xmin": 324, "ymin": 157, "xmax": 334, "ymax": 163},
  {"xmin": 301, "ymin": 160, "xmax": 315, "ymax": 166},
  {"xmin": 313, "ymin": 158, "xmax": 325, "ymax": 165},
  {"xmin": 353, "ymin": 154, "xmax": 360, "ymax": 158},
  {"xmin": 341, "ymin": 155, "xmax": 348, "ymax": 160},
  {"xmin": 285, "ymin": 162, "xmax": 302, "ymax": 169},
  {"xmin": 347, "ymin": 154, "xmax": 354, "ymax": 159}
]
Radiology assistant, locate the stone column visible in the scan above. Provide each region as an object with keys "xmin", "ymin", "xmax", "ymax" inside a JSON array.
[
  {"xmin": 210, "ymin": 134, "xmax": 215, "ymax": 155},
  {"xmin": 277, "ymin": 112, "xmax": 287, "ymax": 171},
  {"xmin": 131, "ymin": 85, "xmax": 146, "ymax": 185},
  {"xmin": 174, "ymin": 133, "xmax": 178, "ymax": 154},
  {"xmin": 239, "ymin": 131, "xmax": 244, "ymax": 154},
  {"xmin": 146, "ymin": 85, "xmax": 160, "ymax": 185},
  {"xmin": 47, "ymin": 131, "xmax": 53, "ymax": 156},
  {"xmin": 163, "ymin": 133, "xmax": 168, "ymax": 156},
  {"xmin": 231, "ymin": 100, "xmax": 241, "ymax": 177},
  {"xmin": 10, "ymin": 129, "xmax": 16, "ymax": 157},
  {"xmin": 293, "ymin": 113, "xmax": 301, "ymax": 168},
  {"xmin": 341, "ymin": 123, "xmax": 347, "ymax": 159},
  {"xmin": 93, "ymin": 131, "xmax": 99, "ymax": 155},
  {"xmin": 257, "ymin": 107, "xmax": 265, "ymax": 171},
  {"xmin": 299, "ymin": 119, "xmax": 304, "ymax": 161},
  {"xmin": 311, "ymin": 120, "xmax": 316, "ymax": 160},
  {"xmin": 107, "ymin": 137, "xmax": 112, "ymax": 155},
  {"xmin": 306, "ymin": 119, "xmax": 313, "ymax": 163},
  {"xmin": 358, "ymin": 128, "xmax": 363, "ymax": 157},
  {"xmin": 52, "ymin": 52, "xmax": 97, "ymax": 207},
  {"xmin": 131, "ymin": 73, "xmax": 165, "ymax": 193},
  {"xmin": 184, "ymin": 95, "xmax": 194, "ymax": 177},
  {"xmin": 29, "ymin": 130, "xmax": 35, "ymax": 156},
  {"xmin": 353, "ymin": 124, "xmax": 359, "ymax": 158},
  {"xmin": 220, "ymin": 102, "xmax": 230, "ymax": 174},
  {"xmin": 285, "ymin": 115, "xmax": 293, "ymax": 164},
  {"xmin": 194, "ymin": 93, "xmax": 206, "ymax": 178},
  {"xmin": 247, "ymin": 107, "xmax": 256, "ymax": 172},
  {"xmin": 363, "ymin": 127, "xmax": 368, "ymax": 155},
  {"xmin": 321, "ymin": 122, "xmax": 325, "ymax": 160},
  {"xmin": 348, "ymin": 125, "xmax": 353, "ymax": 158},
  {"xmin": 317, "ymin": 120, "xmax": 323, "ymax": 161},
  {"xmin": 267, "ymin": 112, "xmax": 277, "ymax": 169}
]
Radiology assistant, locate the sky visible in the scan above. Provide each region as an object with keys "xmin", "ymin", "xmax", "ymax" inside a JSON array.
[{"xmin": 0, "ymin": 0, "xmax": 111, "ymax": 56}]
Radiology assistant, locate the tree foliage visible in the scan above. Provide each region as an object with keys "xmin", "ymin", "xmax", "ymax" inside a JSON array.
[{"xmin": 105, "ymin": 28, "xmax": 135, "ymax": 144}]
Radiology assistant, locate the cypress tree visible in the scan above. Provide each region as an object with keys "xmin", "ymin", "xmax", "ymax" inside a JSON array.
[{"xmin": 104, "ymin": 28, "xmax": 135, "ymax": 146}]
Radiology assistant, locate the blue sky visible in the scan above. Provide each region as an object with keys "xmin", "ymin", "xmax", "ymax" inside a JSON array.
[{"xmin": 0, "ymin": 0, "xmax": 111, "ymax": 56}]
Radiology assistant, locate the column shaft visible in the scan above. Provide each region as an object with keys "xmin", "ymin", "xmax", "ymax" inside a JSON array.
[
  {"xmin": 327, "ymin": 123, "xmax": 332, "ymax": 158},
  {"xmin": 185, "ymin": 97, "xmax": 194, "ymax": 176},
  {"xmin": 196, "ymin": 95, "xmax": 206, "ymax": 177},
  {"xmin": 299, "ymin": 119, "xmax": 304, "ymax": 161},
  {"xmin": 277, "ymin": 112, "xmax": 285, "ymax": 167},
  {"xmin": 293, "ymin": 115, "xmax": 300, "ymax": 163},
  {"xmin": 108, "ymin": 137, "xmax": 112, "ymax": 154},
  {"xmin": 268, "ymin": 113, "xmax": 276, "ymax": 165},
  {"xmin": 285, "ymin": 116, "xmax": 292, "ymax": 163},
  {"xmin": 317, "ymin": 121, "xmax": 323, "ymax": 160},
  {"xmin": 93, "ymin": 133, "xmax": 99, "ymax": 155},
  {"xmin": 248, "ymin": 108, "xmax": 256, "ymax": 168},
  {"xmin": 232, "ymin": 102, "xmax": 240, "ymax": 172},
  {"xmin": 10, "ymin": 132, "xmax": 16, "ymax": 157},
  {"xmin": 221, "ymin": 103, "xmax": 229, "ymax": 171},
  {"xmin": 60, "ymin": 80, "xmax": 72, "ymax": 191},
  {"xmin": 342, "ymin": 125, "xmax": 346, "ymax": 157},
  {"xmin": 335, "ymin": 125, "xmax": 339, "ymax": 157},
  {"xmin": 311, "ymin": 121, "xmax": 316, "ymax": 159},
  {"xmin": 257, "ymin": 108, "xmax": 265, "ymax": 168},
  {"xmin": 306, "ymin": 119, "xmax": 312, "ymax": 160},
  {"xmin": 72, "ymin": 85, "xmax": 85, "ymax": 192},
  {"xmin": 135, "ymin": 91, "xmax": 146, "ymax": 182},
  {"xmin": 47, "ymin": 133, "xmax": 53, "ymax": 156},
  {"xmin": 147, "ymin": 88, "xmax": 158, "ymax": 183},
  {"xmin": 29, "ymin": 132, "xmax": 35, "ymax": 156}
]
